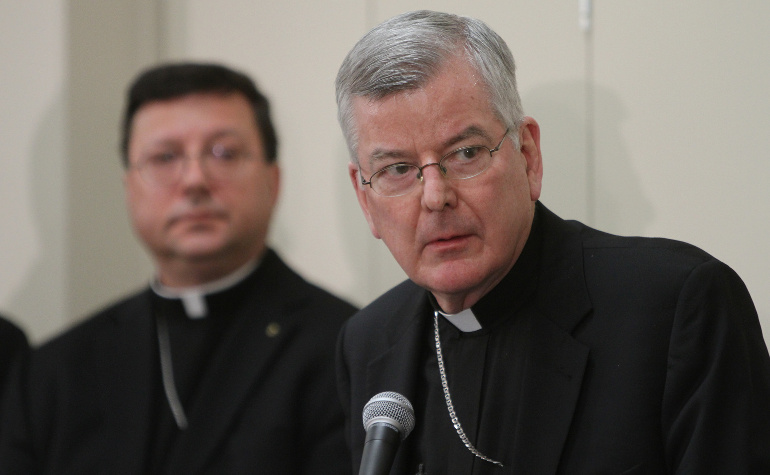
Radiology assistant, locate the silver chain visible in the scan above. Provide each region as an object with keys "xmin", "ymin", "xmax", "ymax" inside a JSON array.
[
  {"xmin": 433, "ymin": 311, "xmax": 504, "ymax": 468},
  {"xmin": 156, "ymin": 314, "xmax": 189, "ymax": 430}
]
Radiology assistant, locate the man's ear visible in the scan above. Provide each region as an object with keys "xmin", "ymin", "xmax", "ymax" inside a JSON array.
[
  {"xmin": 348, "ymin": 162, "xmax": 382, "ymax": 239},
  {"xmin": 518, "ymin": 117, "xmax": 543, "ymax": 201}
]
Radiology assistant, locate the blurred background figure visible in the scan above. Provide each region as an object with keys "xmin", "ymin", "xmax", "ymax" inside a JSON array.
[{"xmin": 0, "ymin": 63, "xmax": 356, "ymax": 475}]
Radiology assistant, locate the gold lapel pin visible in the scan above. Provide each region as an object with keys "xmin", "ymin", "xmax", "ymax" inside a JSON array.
[{"xmin": 265, "ymin": 322, "xmax": 281, "ymax": 338}]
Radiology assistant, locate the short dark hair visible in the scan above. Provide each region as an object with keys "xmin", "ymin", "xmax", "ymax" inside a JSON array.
[{"xmin": 120, "ymin": 62, "xmax": 278, "ymax": 167}]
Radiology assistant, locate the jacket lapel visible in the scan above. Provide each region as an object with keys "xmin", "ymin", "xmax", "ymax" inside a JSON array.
[
  {"xmin": 509, "ymin": 204, "xmax": 593, "ymax": 474},
  {"xmin": 365, "ymin": 289, "xmax": 432, "ymax": 474},
  {"xmin": 95, "ymin": 292, "xmax": 156, "ymax": 473},
  {"xmin": 509, "ymin": 309, "xmax": 589, "ymax": 474},
  {"xmin": 365, "ymin": 302, "xmax": 429, "ymax": 401}
]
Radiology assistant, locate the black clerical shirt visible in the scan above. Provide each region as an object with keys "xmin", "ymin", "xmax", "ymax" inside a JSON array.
[
  {"xmin": 146, "ymin": 264, "xmax": 260, "ymax": 473},
  {"xmin": 413, "ymin": 211, "xmax": 543, "ymax": 474}
]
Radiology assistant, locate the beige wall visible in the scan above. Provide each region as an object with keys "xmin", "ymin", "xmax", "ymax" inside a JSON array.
[
  {"xmin": 2, "ymin": 1, "xmax": 769, "ymax": 347},
  {"xmin": 1, "ymin": 0, "xmax": 68, "ymax": 340}
]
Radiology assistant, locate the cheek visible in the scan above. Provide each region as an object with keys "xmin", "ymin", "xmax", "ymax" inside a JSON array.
[
  {"xmin": 461, "ymin": 168, "xmax": 530, "ymax": 233},
  {"xmin": 486, "ymin": 162, "xmax": 531, "ymax": 207},
  {"xmin": 126, "ymin": 184, "xmax": 167, "ymax": 239},
  {"xmin": 128, "ymin": 195, "xmax": 161, "ymax": 239},
  {"xmin": 369, "ymin": 203, "xmax": 419, "ymax": 257},
  {"xmin": 370, "ymin": 200, "xmax": 409, "ymax": 231},
  {"xmin": 230, "ymin": 181, "xmax": 276, "ymax": 232}
]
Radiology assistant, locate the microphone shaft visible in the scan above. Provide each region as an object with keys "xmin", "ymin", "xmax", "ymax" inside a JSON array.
[{"xmin": 358, "ymin": 423, "xmax": 401, "ymax": 475}]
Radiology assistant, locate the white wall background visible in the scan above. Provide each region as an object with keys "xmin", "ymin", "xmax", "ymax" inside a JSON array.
[{"xmin": 2, "ymin": 1, "xmax": 768, "ymax": 349}]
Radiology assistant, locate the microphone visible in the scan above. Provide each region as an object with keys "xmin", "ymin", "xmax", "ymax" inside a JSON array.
[{"xmin": 359, "ymin": 391, "xmax": 416, "ymax": 475}]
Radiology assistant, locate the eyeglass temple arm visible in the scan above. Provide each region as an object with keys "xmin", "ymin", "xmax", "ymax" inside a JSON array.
[{"xmin": 358, "ymin": 168, "xmax": 372, "ymax": 186}]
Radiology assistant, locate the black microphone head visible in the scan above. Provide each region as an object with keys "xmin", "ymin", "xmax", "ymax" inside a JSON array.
[{"xmin": 362, "ymin": 391, "xmax": 416, "ymax": 440}]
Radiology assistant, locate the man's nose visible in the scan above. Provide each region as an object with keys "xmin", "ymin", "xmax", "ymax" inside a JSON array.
[
  {"xmin": 179, "ymin": 154, "xmax": 210, "ymax": 185},
  {"xmin": 419, "ymin": 163, "xmax": 455, "ymax": 211}
]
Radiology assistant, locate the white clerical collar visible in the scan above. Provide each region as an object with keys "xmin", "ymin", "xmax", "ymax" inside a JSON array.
[
  {"xmin": 437, "ymin": 307, "xmax": 482, "ymax": 333},
  {"xmin": 151, "ymin": 258, "xmax": 260, "ymax": 319}
]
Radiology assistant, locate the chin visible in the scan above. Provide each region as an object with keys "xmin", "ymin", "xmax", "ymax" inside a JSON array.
[
  {"xmin": 173, "ymin": 240, "xmax": 230, "ymax": 261},
  {"xmin": 417, "ymin": 266, "xmax": 485, "ymax": 296}
]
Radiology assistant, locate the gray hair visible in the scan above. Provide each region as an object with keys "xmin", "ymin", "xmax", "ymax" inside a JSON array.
[{"xmin": 335, "ymin": 10, "xmax": 524, "ymax": 164}]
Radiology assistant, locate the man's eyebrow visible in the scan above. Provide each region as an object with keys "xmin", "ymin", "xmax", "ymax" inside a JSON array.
[
  {"xmin": 369, "ymin": 148, "xmax": 410, "ymax": 163},
  {"xmin": 144, "ymin": 129, "xmax": 243, "ymax": 148},
  {"xmin": 207, "ymin": 129, "xmax": 245, "ymax": 141},
  {"xmin": 365, "ymin": 125, "xmax": 494, "ymax": 163},
  {"xmin": 441, "ymin": 126, "xmax": 492, "ymax": 150}
]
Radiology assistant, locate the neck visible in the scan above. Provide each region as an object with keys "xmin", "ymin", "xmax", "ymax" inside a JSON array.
[
  {"xmin": 153, "ymin": 257, "xmax": 260, "ymax": 295},
  {"xmin": 432, "ymin": 292, "xmax": 483, "ymax": 315},
  {"xmin": 156, "ymin": 247, "xmax": 265, "ymax": 289}
]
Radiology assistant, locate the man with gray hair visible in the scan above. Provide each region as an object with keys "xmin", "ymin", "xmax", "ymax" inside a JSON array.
[{"xmin": 335, "ymin": 10, "xmax": 770, "ymax": 474}]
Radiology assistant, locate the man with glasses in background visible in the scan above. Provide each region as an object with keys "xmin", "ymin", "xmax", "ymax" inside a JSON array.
[
  {"xmin": 0, "ymin": 63, "xmax": 356, "ymax": 474},
  {"xmin": 335, "ymin": 10, "xmax": 770, "ymax": 474}
]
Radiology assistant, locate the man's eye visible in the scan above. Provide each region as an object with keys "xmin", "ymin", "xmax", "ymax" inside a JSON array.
[
  {"xmin": 148, "ymin": 152, "xmax": 180, "ymax": 166},
  {"xmin": 456, "ymin": 146, "xmax": 483, "ymax": 160},
  {"xmin": 382, "ymin": 163, "xmax": 414, "ymax": 177},
  {"xmin": 210, "ymin": 144, "xmax": 241, "ymax": 161}
]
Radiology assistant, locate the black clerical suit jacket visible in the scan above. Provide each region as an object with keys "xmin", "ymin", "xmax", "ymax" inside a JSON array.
[
  {"xmin": 0, "ymin": 249, "xmax": 357, "ymax": 474},
  {"xmin": 336, "ymin": 203, "xmax": 770, "ymax": 474}
]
